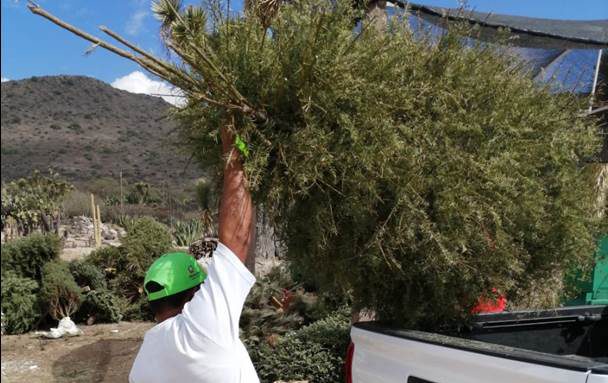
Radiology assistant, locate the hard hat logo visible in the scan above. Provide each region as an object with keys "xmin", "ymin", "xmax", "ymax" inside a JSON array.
[{"xmin": 187, "ymin": 265, "xmax": 201, "ymax": 280}]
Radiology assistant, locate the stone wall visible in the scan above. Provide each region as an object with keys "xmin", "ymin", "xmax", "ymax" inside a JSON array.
[{"xmin": 61, "ymin": 216, "xmax": 125, "ymax": 248}]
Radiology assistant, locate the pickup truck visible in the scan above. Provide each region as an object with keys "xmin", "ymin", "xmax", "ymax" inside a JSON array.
[{"xmin": 346, "ymin": 305, "xmax": 608, "ymax": 383}]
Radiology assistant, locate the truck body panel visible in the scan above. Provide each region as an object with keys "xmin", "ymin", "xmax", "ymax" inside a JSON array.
[
  {"xmin": 350, "ymin": 305, "xmax": 607, "ymax": 383},
  {"xmin": 352, "ymin": 326, "xmax": 590, "ymax": 383}
]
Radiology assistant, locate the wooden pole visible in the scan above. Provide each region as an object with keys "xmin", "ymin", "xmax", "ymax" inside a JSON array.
[
  {"xmin": 90, "ymin": 193, "xmax": 97, "ymax": 247},
  {"xmin": 120, "ymin": 169, "xmax": 124, "ymax": 215},
  {"xmin": 96, "ymin": 204, "xmax": 102, "ymax": 248}
]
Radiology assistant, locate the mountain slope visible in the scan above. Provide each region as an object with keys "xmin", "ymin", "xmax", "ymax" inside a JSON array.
[{"xmin": 1, "ymin": 75, "xmax": 201, "ymax": 184}]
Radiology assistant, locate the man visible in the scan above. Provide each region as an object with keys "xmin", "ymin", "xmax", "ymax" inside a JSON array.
[{"xmin": 129, "ymin": 127, "xmax": 259, "ymax": 382}]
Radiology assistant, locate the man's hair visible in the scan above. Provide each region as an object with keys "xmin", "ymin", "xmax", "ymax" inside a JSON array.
[{"xmin": 145, "ymin": 281, "xmax": 199, "ymax": 316}]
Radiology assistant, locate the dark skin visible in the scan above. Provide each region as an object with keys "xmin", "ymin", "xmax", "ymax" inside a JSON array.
[
  {"xmin": 153, "ymin": 124, "xmax": 254, "ymax": 323},
  {"xmin": 154, "ymin": 286, "xmax": 200, "ymax": 322}
]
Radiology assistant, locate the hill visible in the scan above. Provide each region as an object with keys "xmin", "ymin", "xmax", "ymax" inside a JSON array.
[{"xmin": 1, "ymin": 75, "xmax": 201, "ymax": 184}]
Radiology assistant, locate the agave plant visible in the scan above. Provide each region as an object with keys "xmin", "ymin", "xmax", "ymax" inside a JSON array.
[
  {"xmin": 115, "ymin": 215, "xmax": 136, "ymax": 232},
  {"xmin": 173, "ymin": 219, "xmax": 205, "ymax": 246}
]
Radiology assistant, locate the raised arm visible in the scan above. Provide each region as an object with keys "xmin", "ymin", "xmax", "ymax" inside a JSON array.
[
  {"xmin": 218, "ymin": 125, "xmax": 254, "ymax": 264},
  {"xmin": 177, "ymin": 124, "xmax": 255, "ymax": 345}
]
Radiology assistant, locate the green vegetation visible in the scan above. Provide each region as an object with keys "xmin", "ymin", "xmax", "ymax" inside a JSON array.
[
  {"xmin": 85, "ymin": 217, "xmax": 172, "ymax": 320},
  {"xmin": 40, "ymin": 260, "xmax": 82, "ymax": 320},
  {"xmin": 249, "ymin": 308, "xmax": 350, "ymax": 383},
  {"xmin": 148, "ymin": 0, "xmax": 603, "ymax": 329},
  {"xmin": 172, "ymin": 219, "xmax": 205, "ymax": 246},
  {"xmin": 76, "ymin": 289, "xmax": 123, "ymax": 324},
  {"xmin": 0, "ymin": 273, "xmax": 41, "ymax": 335},
  {"xmin": 241, "ymin": 267, "xmax": 307, "ymax": 343},
  {"xmin": 69, "ymin": 259, "xmax": 107, "ymax": 291},
  {"xmin": 195, "ymin": 179, "xmax": 215, "ymax": 211},
  {"xmin": 122, "ymin": 217, "xmax": 172, "ymax": 267},
  {"xmin": 6, "ymin": 11, "xmax": 605, "ymax": 383},
  {"xmin": 67, "ymin": 122, "xmax": 83, "ymax": 133},
  {"xmin": 0, "ymin": 215, "xmax": 173, "ymax": 330},
  {"xmin": 240, "ymin": 266, "xmax": 351, "ymax": 382},
  {"xmin": 1, "ymin": 170, "xmax": 72, "ymax": 235},
  {"xmin": 86, "ymin": 245, "xmax": 126, "ymax": 272},
  {"xmin": 9, "ymin": 0, "xmax": 601, "ymax": 339},
  {"xmin": 1, "ymin": 233, "xmax": 60, "ymax": 281},
  {"xmin": 61, "ymin": 189, "xmax": 96, "ymax": 217},
  {"xmin": 125, "ymin": 181, "xmax": 161, "ymax": 205}
]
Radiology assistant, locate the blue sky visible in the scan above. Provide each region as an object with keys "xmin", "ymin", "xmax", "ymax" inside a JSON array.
[{"xmin": 1, "ymin": 0, "xmax": 607, "ymax": 89}]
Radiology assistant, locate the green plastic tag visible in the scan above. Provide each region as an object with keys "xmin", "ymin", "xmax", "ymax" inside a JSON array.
[{"xmin": 234, "ymin": 135, "xmax": 250, "ymax": 158}]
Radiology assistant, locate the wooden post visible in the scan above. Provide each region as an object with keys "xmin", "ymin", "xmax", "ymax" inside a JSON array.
[
  {"xmin": 119, "ymin": 169, "xmax": 124, "ymax": 215},
  {"xmin": 90, "ymin": 194, "xmax": 97, "ymax": 247},
  {"xmin": 90, "ymin": 194, "xmax": 102, "ymax": 248},
  {"xmin": 96, "ymin": 204, "xmax": 102, "ymax": 248}
]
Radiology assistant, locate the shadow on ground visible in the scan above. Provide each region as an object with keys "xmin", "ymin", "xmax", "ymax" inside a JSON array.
[{"xmin": 52, "ymin": 339, "xmax": 140, "ymax": 382}]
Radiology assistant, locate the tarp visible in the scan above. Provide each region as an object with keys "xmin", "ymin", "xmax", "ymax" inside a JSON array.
[
  {"xmin": 398, "ymin": 2, "xmax": 608, "ymax": 49},
  {"xmin": 386, "ymin": 1, "xmax": 607, "ymax": 95}
]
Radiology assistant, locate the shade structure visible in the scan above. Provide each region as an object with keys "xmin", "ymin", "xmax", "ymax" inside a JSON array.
[
  {"xmin": 386, "ymin": 1, "xmax": 606, "ymax": 94},
  {"xmin": 385, "ymin": 1, "xmax": 607, "ymax": 161}
]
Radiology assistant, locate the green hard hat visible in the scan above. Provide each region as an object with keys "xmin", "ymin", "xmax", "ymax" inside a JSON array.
[{"xmin": 144, "ymin": 252, "xmax": 207, "ymax": 301}]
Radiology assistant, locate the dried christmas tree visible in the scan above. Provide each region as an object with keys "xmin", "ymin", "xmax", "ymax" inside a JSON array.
[{"xmin": 30, "ymin": 0, "xmax": 604, "ymax": 329}]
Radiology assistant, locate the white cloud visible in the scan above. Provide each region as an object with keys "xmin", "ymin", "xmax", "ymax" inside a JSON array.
[
  {"xmin": 111, "ymin": 71, "xmax": 184, "ymax": 106},
  {"xmin": 125, "ymin": 9, "xmax": 148, "ymax": 36},
  {"xmin": 1, "ymin": 77, "xmax": 10, "ymax": 82},
  {"xmin": 2, "ymin": 0, "xmax": 21, "ymax": 9}
]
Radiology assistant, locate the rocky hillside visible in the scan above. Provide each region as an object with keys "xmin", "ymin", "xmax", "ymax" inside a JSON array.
[{"xmin": 1, "ymin": 75, "xmax": 201, "ymax": 183}]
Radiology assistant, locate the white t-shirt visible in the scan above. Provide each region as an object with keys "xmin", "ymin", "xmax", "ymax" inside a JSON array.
[{"xmin": 129, "ymin": 243, "xmax": 259, "ymax": 383}]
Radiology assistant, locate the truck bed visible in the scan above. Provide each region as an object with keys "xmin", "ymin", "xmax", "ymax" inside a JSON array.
[
  {"xmin": 466, "ymin": 305, "xmax": 607, "ymax": 363},
  {"xmin": 351, "ymin": 305, "xmax": 607, "ymax": 383}
]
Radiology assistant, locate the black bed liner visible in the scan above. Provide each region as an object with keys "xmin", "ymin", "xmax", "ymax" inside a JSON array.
[{"xmin": 353, "ymin": 305, "xmax": 608, "ymax": 375}]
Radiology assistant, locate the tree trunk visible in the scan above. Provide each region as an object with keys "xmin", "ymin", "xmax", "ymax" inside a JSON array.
[
  {"xmin": 40, "ymin": 212, "xmax": 51, "ymax": 233},
  {"xmin": 54, "ymin": 213, "xmax": 61, "ymax": 235},
  {"xmin": 245, "ymin": 205, "xmax": 257, "ymax": 275}
]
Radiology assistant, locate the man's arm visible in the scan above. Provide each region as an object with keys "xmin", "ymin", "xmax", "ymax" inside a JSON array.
[
  {"xmin": 178, "ymin": 125, "xmax": 255, "ymax": 345},
  {"xmin": 218, "ymin": 126, "xmax": 254, "ymax": 264}
]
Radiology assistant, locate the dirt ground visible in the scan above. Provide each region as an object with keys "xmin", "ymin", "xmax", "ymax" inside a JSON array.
[{"xmin": 1, "ymin": 321, "xmax": 154, "ymax": 383}]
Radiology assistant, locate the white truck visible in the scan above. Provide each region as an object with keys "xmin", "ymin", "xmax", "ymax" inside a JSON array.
[{"xmin": 346, "ymin": 305, "xmax": 608, "ymax": 383}]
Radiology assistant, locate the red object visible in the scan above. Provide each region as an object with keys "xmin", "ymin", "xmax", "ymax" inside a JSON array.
[
  {"xmin": 344, "ymin": 341, "xmax": 355, "ymax": 383},
  {"xmin": 281, "ymin": 288, "xmax": 294, "ymax": 309},
  {"xmin": 471, "ymin": 288, "xmax": 507, "ymax": 314}
]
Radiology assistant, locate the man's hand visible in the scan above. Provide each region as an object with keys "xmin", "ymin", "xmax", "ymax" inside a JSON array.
[{"xmin": 218, "ymin": 123, "xmax": 254, "ymax": 264}]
